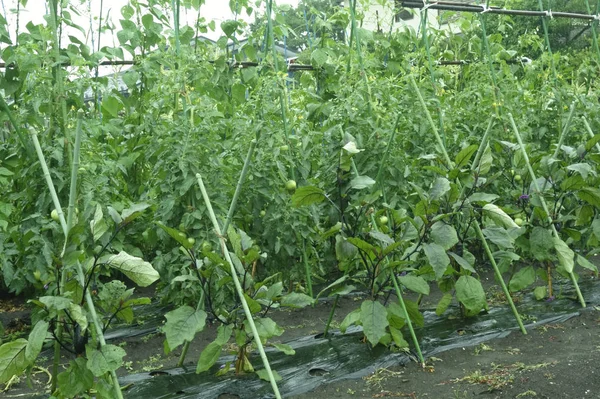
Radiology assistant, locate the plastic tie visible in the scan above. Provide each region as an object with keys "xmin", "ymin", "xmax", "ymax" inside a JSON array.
[
  {"xmin": 480, "ymin": 5, "xmax": 491, "ymax": 13},
  {"xmin": 544, "ymin": 9, "xmax": 553, "ymax": 19}
]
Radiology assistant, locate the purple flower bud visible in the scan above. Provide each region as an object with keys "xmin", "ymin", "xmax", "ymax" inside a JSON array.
[
  {"xmin": 44, "ymin": 284, "xmax": 49, "ymax": 290},
  {"xmin": 520, "ymin": 194, "xmax": 529, "ymax": 200},
  {"xmin": 399, "ymin": 271, "xmax": 408, "ymax": 277},
  {"xmin": 546, "ymin": 295, "xmax": 555, "ymax": 302}
]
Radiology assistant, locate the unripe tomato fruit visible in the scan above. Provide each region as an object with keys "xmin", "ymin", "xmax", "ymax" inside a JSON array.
[
  {"xmin": 51, "ymin": 209, "xmax": 59, "ymax": 221},
  {"xmin": 285, "ymin": 180, "xmax": 297, "ymax": 193}
]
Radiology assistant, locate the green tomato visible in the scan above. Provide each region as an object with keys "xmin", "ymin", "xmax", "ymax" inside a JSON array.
[
  {"xmin": 285, "ymin": 180, "xmax": 297, "ymax": 193},
  {"xmin": 178, "ymin": 223, "xmax": 186, "ymax": 232},
  {"xmin": 178, "ymin": 232, "xmax": 187, "ymax": 240},
  {"xmin": 514, "ymin": 174, "xmax": 522, "ymax": 182},
  {"xmin": 514, "ymin": 217, "xmax": 524, "ymax": 226},
  {"xmin": 201, "ymin": 241, "xmax": 212, "ymax": 252},
  {"xmin": 51, "ymin": 209, "xmax": 59, "ymax": 222},
  {"xmin": 280, "ymin": 145, "xmax": 289, "ymax": 152},
  {"xmin": 379, "ymin": 216, "xmax": 389, "ymax": 226},
  {"xmin": 33, "ymin": 271, "xmax": 41, "ymax": 281},
  {"xmin": 187, "ymin": 237, "xmax": 196, "ymax": 245},
  {"xmin": 260, "ymin": 210, "xmax": 266, "ymax": 217}
]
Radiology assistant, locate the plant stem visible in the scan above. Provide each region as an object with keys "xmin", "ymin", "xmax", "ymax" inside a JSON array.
[
  {"xmin": 196, "ymin": 173, "xmax": 282, "ymax": 399},
  {"xmin": 508, "ymin": 113, "xmax": 585, "ymax": 308},
  {"xmin": 322, "ymin": 294, "xmax": 339, "ymax": 338},
  {"xmin": 552, "ymin": 103, "xmax": 576, "ymax": 159},
  {"xmin": 32, "ymin": 128, "xmax": 123, "ymax": 397},
  {"xmin": 301, "ymin": 238, "xmax": 313, "ymax": 298},
  {"xmin": 473, "ymin": 222, "xmax": 526, "ymax": 334},
  {"xmin": 222, "ymin": 137, "xmax": 259, "ymax": 233},
  {"xmin": 582, "ymin": 117, "xmax": 600, "ymax": 153}
]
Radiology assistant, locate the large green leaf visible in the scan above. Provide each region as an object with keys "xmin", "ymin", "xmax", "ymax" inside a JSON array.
[
  {"xmin": 577, "ymin": 255, "xmax": 598, "ymax": 276},
  {"xmin": 0, "ymin": 339, "xmax": 28, "ymax": 384},
  {"xmin": 350, "ymin": 175, "xmax": 376, "ymax": 190},
  {"xmin": 280, "ymin": 292, "xmax": 314, "ymax": 308},
  {"xmin": 435, "ymin": 292, "xmax": 453, "ymax": 316},
  {"xmin": 529, "ymin": 227, "xmax": 553, "ymax": 261},
  {"xmin": 360, "ymin": 300, "xmax": 388, "ymax": 346},
  {"xmin": 577, "ymin": 187, "xmax": 600, "ymax": 208},
  {"xmin": 430, "ymin": 221, "xmax": 458, "ymax": 250},
  {"xmin": 482, "ymin": 227, "xmax": 514, "ymax": 249},
  {"xmin": 509, "ymin": 266, "xmax": 536, "ymax": 292},
  {"xmin": 246, "ymin": 317, "xmax": 283, "ymax": 340},
  {"xmin": 340, "ymin": 309, "xmax": 361, "ymax": 333},
  {"xmin": 156, "ymin": 222, "xmax": 193, "ymax": 249},
  {"xmin": 57, "ymin": 358, "xmax": 94, "ymax": 398},
  {"xmin": 163, "ymin": 305, "xmax": 207, "ymax": 350},
  {"xmin": 105, "ymin": 251, "xmax": 159, "ymax": 287},
  {"xmin": 86, "ymin": 344, "xmax": 126, "ymax": 377},
  {"xmin": 454, "ymin": 144, "xmax": 478, "ymax": 168},
  {"xmin": 423, "ymin": 243, "xmax": 450, "ymax": 279},
  {"xmin": 483, "ymin": 204, "xmax": 519, "ymax": 229},
  {"xmin": 399, "ymin": 275, "xmax": 430, "ymax": 295},
  {"xmin": 256, "ymin": 368, "xmax": 282, "ymax": 382},
  {"xmin": 272, "ymin": 343, "xmax": 295, "ymax": 355},
  {"xmin": 196, "ymin": 342, "xmax": 223, "ymax": 374},
  {"xmin": 25, "ymin": 320, "xmax": 48, "ymax": 363},
  {"xmin": 291, "ymin": 186, "xmax": 326, "ymax": 207},
  {"xmin": 455, "ymin": 276, "xmax": 486, "ymax": 316},
  {"xmin": 553, "ymin": 237, "xmax": 574, "ymax": 274},
  {"xmin": 430, "ymin": 177, "xmax": 451, "ymax": 200}
]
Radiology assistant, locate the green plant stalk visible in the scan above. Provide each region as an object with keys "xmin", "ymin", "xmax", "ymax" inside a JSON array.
[
  {"xmin": 536, "ymin": 0, "xmax": 558, "ymax": 80},
  {"xmin": 62, "ymin": 110, "xmax": 84, "ymax": 256},
  {"xmin": 0, "ymin": 95, "xmax": 31, "ymax": 155},
  {"xmin": 346, "ymin": 0, "xmax": 356, "ymax": 72},
  {"xmin": 473, "ymin": 222, "xmax": 526, "ymax": 334},
  {"xmin": 408, "ymin": 75, "xmax": 453, "ymax": 167},
  {"xmin": 420, "ymin": 8, "xmax": 446, "ymax": 147},
  {"xmin": 411, "ymin": 83, "xmax": 526, "ymax": 333},
  {"xmin": 32, "ymin": 129, "xmax": 123, "ymax": 397},
  {"xmin": 375, "ymin": 112, "xmax": 402, "ymax": 188},
  {"xmin": 223, "ymin": 138, "xmax": 258, "ymax": 233},
  {"xmin": 48, "ymin": 0, "xmax": 71, "ymax": 166},
  {"xmin": 196, "ymin": 173, "xmax": 282, "ymax": 399},
  {"xmin": 171, "ymin": 0, "xmax": 180, "ymax": 56},
  {"xmin": 584, "ymin": 0, "xmax": 600, "ymax": 64},
  {"xmin": 347, "ymin": 0, "xmax": 373, "ymax": 113},
  {"xmin": 471, "ymin": 118, "xmax": 494, "ymax": 170},
  {"xmin": 582, "ymin": 117, "xmax": 600, "ymax": 153},
  {"xmin": 322, "ymin": 294, "xmax": 339, "ymax": 338},
  {"xmin": 301, "ymin": 238, "xmax": 313, "ymax": 298},
  {"xmin": 390, "ymin": 273, "xmax": 424, "ymax": 364},
  {"xmin": 508, "ymin": 113, "xmax": 585, "ymax": 308},
  {"xmin": 370, "ymin": 214, "xmax": 424, "ymax": 366},
  {"xmin": 552, "ymin": 103, "xmax": 576, "ymax": 159}
]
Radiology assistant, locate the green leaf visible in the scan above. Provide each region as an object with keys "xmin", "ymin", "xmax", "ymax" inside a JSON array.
[
  {"xmin": 220, "ymin": 19, "xmax": 240, "ymax": 37},
  {"xmin": 280, "ymin": 292, "xmax": 314, "ymax": 308},
  {"xmin": 90, "ymin": 204, "xmax": 108, "ymax": 242},
  {"xmin": 101, "ymin": 95, "xmax": 123, "ymax": 118},
  {"xmin": 257, "ymin": 368, "xmax": 282, "ymax": 382},
  {"xmin": 577, "ymin": 255, "xmax": 598, "ymax": 276},
  {"xmin": 244, "ymin": 293, "xmax": 262, "ymax": 314},
  {"xmin": 350, "ymin": 175, "xmax": 376, "ymax": 190},
  {"xmin": 57, "ymin": 358, "xmax": 94, "ymax": 398},
  {"xmin": 246, "ymin": 317, "xmax": 283, "ymax": 340},
  {"xmin": 435, "ymin": 292, "xmax": 453, "ymax": 316},
  {"xmin": 399, "ymin": 275, "xmax": 430, "ymax": 295},
  {"xmin": 163, "ymin": 306, "xmax": 207, "ymax": 350},
  {"xmin": 430, "ymin": 222, "xmax": 458, "ymax": 250},
  {"xmin": 105, "ymin": 251, "xmax": 160, "ymax": 287},
  {"xmin": 231, "ymin": 83, "xmax": 246, "ymax": 103},
  {"xmin": 482, "ymin": 227, "xmax": 514, "ymax": 249},
  {"xmin": 39, "ymin": 296, "xmax": 72, "ymax": 311},
  {"xmin": 369, "ymin": 231, "xmax": 394, "ymax": 246},
  {"xmin": 360, "ymin": 300, "xmax": 388, "ymax": 346},
  {"xmin": 121, "ymin": 203, "xmax": 150, "ymax": 223},
  {"xmin": 455, "ymin": 144, "xmax": 478, "ymax": 168},
  {"xmin": 311, "ymin": 48, "xmax": 328, "ymax": 66},
  {"xmin": 25, "ymin": 320, "xmax": 48, "ymax": 363},
  {"xmin": 389, "ymin": 326, "xmax": 409, "ymax": 348},
  {"xmin": 156, "ymin": 222, "xmax": 192, "ymax": 249},
  {"xmin": 347, "ymin": 237, "xmax": 376, "ymax": 256},
  {"xmin": 272, "ymin": 343, "xmax": 295, "ymax": 355},
  {"xmin": 567, "ymin": 163, "xmax": 595, "ymax": 180},
  {"xmin": 467, "ymin": 193, "xmax": 499, "ymax": 203},
  {"xmin": 477, "ymin": 144, "xmax": 493, "ymax": 174},
  {"xmin": 430, "ymin": 177, "xmax": 451, "ymax": 200},
  {"xmin": 386, "ymin": 302, "xmax": 406, "ymax": 330},
  {"xmin": 291, "ymin": 186, "xmax": 326, "ymax": 208},
  {"xmin": 509, "ymin": 266, "xmax": 536, "ymax": 292},
  {"xmin": 553, "ymin": 237, "xmax": 574, "ymax": 274},
  {"xmin": 533, "ymin": 286, "xmax": 547, "ymax": 301},
  {"xmin": 340, "ymin": 309, "xmax": 361, "ymax": 333},
  {"xmin": 529, "ymin": 227, "xmax": 553, "ymax": 261},
  {"xmin": 86, "ymin": 344, "xmax": 126, "ymax": 377},
  {"xmin": 196, "ymin": 342, "xmax": 223, "ymax": 373},
  {"xmin": 483, "ymin": 204, "xmax": 519, "ymax": 229},
  {"xmin": 0, "ymin": 339, "xmax": 28, "ymax": 384},
  {"xmin": 455, "ymin": 276, "xmax": 486, "ymax": 316},
  {"xmin": 577, "ymin": 187, "xmax": 600, "ymax": 208},
  {"xmin": 423, "ymin": 243, "xmax": 450, "ymax": 279},
  {"xmin": 448, "ymin": 252, "xmax": 476, "ymax": 273}
]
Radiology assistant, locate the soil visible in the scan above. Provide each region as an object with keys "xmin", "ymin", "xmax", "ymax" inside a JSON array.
[{"xmin": 1, "ymin": 273, "xmax": 599, "ymax": 399}]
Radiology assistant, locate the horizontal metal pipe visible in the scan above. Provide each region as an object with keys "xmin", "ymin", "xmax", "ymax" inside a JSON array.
[{"xmin": 401, "ymin": 1, "xmax": 599, "ymax": 20}]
